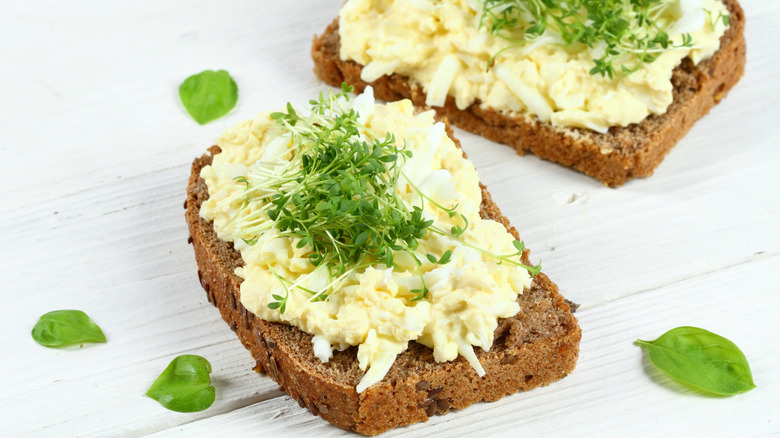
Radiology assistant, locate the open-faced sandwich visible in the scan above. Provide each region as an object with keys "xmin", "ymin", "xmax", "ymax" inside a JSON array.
[
  {"xmin": 184, "ymin": 86, "xmax": 581, "ymax": 434},
  {"xmin": 312, "ymin": 0, "xmax": 746, "ymax": 186}
]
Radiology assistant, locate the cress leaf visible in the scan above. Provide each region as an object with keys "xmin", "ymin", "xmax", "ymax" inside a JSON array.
[
  {"xmin": 635, "ymin": 326, "xmax": 756, "ymax": 396},
  {"xmin": 146, "ymin": 355, "xmax": 216, "ymax": 412},
  {"xmin": 31, "ymin": 310, "xmax": 107, "ymax": 348},
  {"xmin": 179, "ymin": 70, "xmax": 238, "ymax": 125}
]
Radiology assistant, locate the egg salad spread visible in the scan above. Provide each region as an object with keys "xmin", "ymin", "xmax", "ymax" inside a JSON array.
[
  {"xmin": 338, "ymin": 0, "xmax": 729, "ymax": 133},
  {"xmin": 200, "ymin": 87, "xmax": 536, "ymax": 392}
]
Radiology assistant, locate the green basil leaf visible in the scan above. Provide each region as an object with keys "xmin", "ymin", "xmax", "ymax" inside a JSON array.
[
  {"xmin": 146, "ymin": 355, "xmax": 215, "ymax": 412},
  {"xmin": 31, "ymin": 310, "xmax": 107, "ymax": 348},
  {"xmin": 635, "ymin": 326, "xmax": 756, "ymax": 395},
  {"xmin": 179, "ymin": 70, "xmax": 238, "ymax": 125}
]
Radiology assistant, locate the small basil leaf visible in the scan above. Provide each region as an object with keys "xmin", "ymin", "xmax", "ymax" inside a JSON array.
[
  {"xmin": 146, "ymin": 355, "xmax": 216, "ymax": 412},
  {"xmin": 32, "ymin": 310, "xmax": 107, "ymax": 348},
  {"xmin": 179, "ymin": 70, "xmax": 238, "ymax": 125},
  {"xmin": 636, "ymin": 326, "xmax": 756, "ymax": 395}
]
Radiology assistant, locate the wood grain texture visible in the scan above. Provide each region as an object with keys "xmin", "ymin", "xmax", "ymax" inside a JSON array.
[{"xmin": 1, "ymin": 0, "xmax": 778, "ymax": 436}]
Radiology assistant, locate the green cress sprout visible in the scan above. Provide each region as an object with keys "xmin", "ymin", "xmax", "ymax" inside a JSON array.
[
  {"xmin": 226, "ymin": 84, "xmax": 540, "ymax": 313},
  {"xmin": 480, "ymin": 0, "xmax": 703, "ymax": 78}
]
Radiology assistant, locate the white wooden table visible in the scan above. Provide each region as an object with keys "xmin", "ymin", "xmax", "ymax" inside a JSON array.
[{"xmin": 2, "ymin": 1, "xmax": 778, "ymax": 436}]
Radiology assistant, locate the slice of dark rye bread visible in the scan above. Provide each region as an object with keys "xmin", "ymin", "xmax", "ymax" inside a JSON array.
[
  {"xmin": 311, "ymin": 0, "xmax": 746, "ymax": 187},
  {"xmin": 185, "ymin": 129, "xmax": 581, "ymax": 435}
]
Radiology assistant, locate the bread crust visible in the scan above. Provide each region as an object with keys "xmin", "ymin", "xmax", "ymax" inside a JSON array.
[
  {"xmin": 311, "ymin": 0, "xmax": 746, "ymax": 187},
  {"xmin": 185, "ymin": 131, "xmax": 581, "ymax": 434}
]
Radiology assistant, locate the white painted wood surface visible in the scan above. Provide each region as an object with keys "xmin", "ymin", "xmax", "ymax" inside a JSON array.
[{"xmin": 2, "ymin": 0, "xmax": 778, "ymax": 436}]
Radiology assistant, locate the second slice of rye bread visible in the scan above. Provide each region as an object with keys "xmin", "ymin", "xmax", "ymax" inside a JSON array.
[{"xmin": 311, "ymin": 0, "xmax": 746, "ymax": 187}]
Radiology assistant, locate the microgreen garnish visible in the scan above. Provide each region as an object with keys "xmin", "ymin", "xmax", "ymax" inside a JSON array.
[
  {"xmin": 268, "ymin": 266, "xmax": 327, "ymax": 314},
  {"xmin": 450, "ymin": 214, "xmax": 469, "ymax": 238},
  {"xmin": 427, "ymin": 250, "xmax": 453, "ymax": 265},
  {"xmin": 234, "ymin": 176, "xmax": 251, "ymax": 194},
  {"xmin": 480, "ymin": 0, "xmax": 696, "ymax": 78},
  {"xmin": 268, "ymin": 294, "xmax": 287, "ymax": 312},
  {"xmin": 31, "ymin": 310, "xmax": 106, "ymax": 348},
  {"xmin": 179, "ymin": 70, "xmax": 238, "ymax": 124},
  {"xmin": 428, "ymin": 228, "xmax": 542, "ymax": 276},
  {"xmin": 636, "ymin": 327, "xmax": 755, "ymax": 395},
  {"xmin": 705, "ymin": 9, "xmax": 730, "ymax": 29},
  {"xmin": 227, "ymin": 84, "xmax": 541, "ymax": 313}
]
